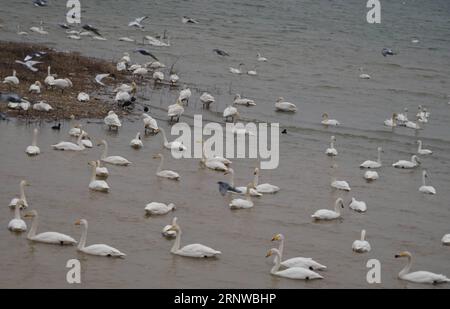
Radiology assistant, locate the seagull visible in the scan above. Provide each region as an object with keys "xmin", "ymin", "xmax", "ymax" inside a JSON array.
[
  {"xmin": 134, "ymin": 49, "xmax": 159, "ymax": 61},
  {"xmin": 382, "ymin": 48, "xmax": 396, "ymax": 57},
  {"xmin": 15, "ymin": 60, "xmax": 42, "ymax": 72},
  {"xmin": 24, "ymin": 51, "xmax": 47, "ymax": 62},
  {"xmin": 128, "ymin": 16, "xmax": 148, "ymax": 29},
  {"xmin": 213, "ymin": 48, "xmax": 230, "ymax": 56},
  {"xmin": 95, "ymin": 74, "xmax": 110, "ymax": 86},
  {"xmin": 82, "ymin": 24, "xmax": 101, "ymax": 37},
  {"xmin": 182, "ymin": 16, "xmax": 199, "ymax": 24}
]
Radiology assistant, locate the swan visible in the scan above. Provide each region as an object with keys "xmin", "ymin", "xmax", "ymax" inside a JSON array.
[
  {"xmin": 331, "ymin": 178, "xmax": 351, "ymax": 191},
  {"xmin": 212, "ymin": 155, "xmax": 232, "ymax": 166},
  {"xmin": 405, "ymin": 120, "xmax": 421, "ymax": 130},
  {"xmin": 114, "ymin": 82, "xmax": 136, "ymax": 93},
  {"xmin": 419, "ymin": 170, "xmax": 436, "ymax": 195},
  {"xmin": 26, "ymin": 128, "xmax": 40, "ymax": 156},
  {"xmin": 229, "ymin": 183, "xmax": 255, "ymax": 209},
  {"xmin": 229, "ymin": 63, "xmax": 244, "ymax": 74},
  {"xmin": 223, "ymin": 105, "xmax": 239, "ymax": 122},
  {"xmin": 274, "ymin": 97, "xmax": 297, "ymax": 112},
  {"xmin": 397, "ymin": 108, "xmax": 409, "ymax": 125},
  {"xmin": 130, "ymin": 132, "xmax": 143, "ymax": 149},
  {"xmin": 159, "ymin": 127, "xmax": 186, "ymax": 151},
  {"xmin": 95, "ymin": 160, "xmax": 109, "ymax": 178},
  {"xmin": 349, "ymin": 197, "xmax": 367, "ymax": 212},
  {"xmin": 393, "ymin": 155, "xmax": 420, "ymax": 169},
  {"xmin": 169, "ymin": 74, "xmax": 179, "ymax": 85},
  {"xmin": 266, "ymin": 248, "xmax": 323, "ymax": 280},
  {"xmin": 98, "ymin": 140, "xmax": 131, "ymax": 166},
  {"xmin": 182, "ymin": 16, "xmax": 199, "ymax": 24},
  {"xmin": 82, "ymin": 137, "xmax": 92, "ymax": 149},
  {"xmin": 142, "ymin": 113, "xmax": 159, "ymax": 134},
  {"xmin": 120, "ymin": 52, "xmax": 131, "ymax": 64},
  {"xmin": 129, "ymin": 16, "xmax": 148, "ymax": 28},
  {"xmin": 9, "ymin": 180, "xmax": 29, "ymax": 209},
  {"xmin": 352, "ymin": 230, "xmax": 371, "ymax": 253},
  {"xmin": 442, "ymin": 234, "xmax": 450, "ymax": 246},
  {"xmin": 271, "ymin": 234, "xmax": 326, "ymax": 270},
  {"xmin": 233, "ymin": 94, "xmax": 256, "ymax": 106},
  {"xmin": 395, "ymin": 251, "xmax": 449, "ymax": 284},
  {"xmin": 200, "ymin": 143, "xmax": 228, "ymax": 171},
  {"xmin": 321, "ymin": 113, "xmax": 340, "ymax": 126},
  {"xmin": 29, "ymin": 81, "xmax": 41, "ymax": 93},
  {"xmin": 257, "ymin": 52, "xmax": 268, "ymax": 62},
  {"xmin": 52, "ymin": 133, "xmax": 86, "ymax": 151},
  {"xmin": 68, "ymin": 124, "xmax": 87, "ymax": 137},
  {"xmin": 16, "ymin": 25, "xmax": 28, "ymax": 36},
  {"xmin": 75, "ymin": 219, "xmax": 125, "ymax": 257},
  {"xmin": 162, "ymin": 224, "xmax": 177, "ymax": 238},
  {"xmin": 359, "ymin": 67, "xmax": 371, "ymax": 79},
  {"xmin": 24, "ymin": 210, "xmax": 77, "ymax": 245},
  {"xmin": 29, "ymin": 21, "xmax": 48, "ymax": 35},
  {"xmin": 3, "ymin": 70, "xmax": 19, "ymax": 89},
  {"xmin": 115, "ymin": 90, "xmax": 132, "ymax": 103},
  {"xmin": 49, "ymin": 78, "xmax": 72, "ymax": 93},
  {"xmin": 116, "ymin": 61, "xmax": 126, "ymax": 71},
  {"xmin": 88, "ymin": 161, "xmax": 109, "ymax": 192},
  {"xmin": 132, "ymin": 67, "xmax": 148, "ymax": 78},
  {"xmin": 200, "ymin": 92, "xmax": 215, "ymax": 109},
  {"xmin": 77, "ymin": 92, "xmax": 90, "ymax": 102},
  {"xmin": 153, "ymin": 71, "xmax": 164, "ymax": 83},
  {"xmin": 153, "ymin": 153, "xmax": 180, "ymax": 180},
  {"xmin": 104, "ymin": 111, "xmax": 122, "ymax": 130},
  {"xmin": 44, "ymin": 66, "xmax": 54, "ymax": 88},
  {"xmin": 167, "ymin": 99, "xmax": 184, "ymax": 122},
  {"xmin": 364, "ymin": 170, "xmax": 379, "ymax": 181},
  {"xmin": 178, "ymin": 86, "xmax": 191, "ymax": 104},
  {"xmin": 417, "ymin": 140, "xmax": 432, "ymax": 155},
  {"xmin": 146, "ymin": 61, "xmax": 166, "ymax": 70},
  {"xmin": 224, "ymin": 168, "xmax": 262, "ymax": 196},
  {"xmin": 312, "ymin": 198, "xmax": 344, "ymax": 220},
  {"xmin": 8, "ymin": 199, "xmax": 27, "ymax": 232},
  {"xmin": 33, "ymin": 101, "xmax": 53, "ymax": 112},
  {"xmin": 384, "ymin": 113, "xmax": 398, "ymax": 127},
  {"xmin": 166, "ymin": 217, "xmax": 221, "ymax": 258},
  {"xmin": 253, "ymin": 167, "xmax": 279, "ymax": 193},
  {"xmin": 325, "ymin": 136, "xmax": 338, "ymax": 156},
  {"xmin": 145, "ymin": 202, "xmax": 176, "ymax": 215},
  {"xmin": 247, "ymin": 69, "xmax": 257, "ymax": 76},
  {"xmin": 360, "ymin": 147, "xmax": 383, "ymax": 168}
]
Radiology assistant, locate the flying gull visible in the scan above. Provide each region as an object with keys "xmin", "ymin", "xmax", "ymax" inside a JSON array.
[{"xmin": 134, "ymin": 49, "xmax": 159, "ymax": 61}]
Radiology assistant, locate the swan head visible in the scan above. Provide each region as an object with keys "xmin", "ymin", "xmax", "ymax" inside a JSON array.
[
  {"xmin": 75, "ymin": 219, "xmax": 88, "ymax": 226},
  {"xmin": 416, "ymin": 140, "xmax": 422, "ymax": 145},
  {"xmin": 88, "ymin": 160, "xmax": 97, "ymax": 167},
  {"xmin": 253, "ymin": 167, "xmax": 259, "ymax": 175},
  {"xmin": 276, "ymin": 97, "xmax": 284, "ymax": 103},
  {"xmin": 224, "ymin": 168, "xmax": 234, "ymax": 175},
  {"xmin": 265, "ymin": 248, "xmax": 279, "ymax": 258},
  {"xmin": 167, "ymin": 217, "xmax": 180, "ymax": 231},
  {"xmin": 271, "ymin": 233, "xmax": 284, "ymax": 241},
  {"xmin": 97, "ymin": 139, "xmax": 107, "ymax": 147},
  {"xmin": 395, "ymin": 251, "xmax": 411, "ymax": 259},
  {"xmin": 20, "ymin": 180, "xmax": 30, "ymax": 187},
  {"xmin": 411, "ymin": 155, "xmax": 421, "ymax": 164},
  {"xmin": 322, "ymin": 113, "xmax": 329, "ymax": 120},
  {"xmin": 331, "ymin": 135, "xmax": 336, "ymax": 141},
  {"xmin": 422, "ymin": 170, "xmax": 428, "ymax": 177},
  {"xmin": 335, "ymin": 198, "xmax": 345, "ymax": 208},
  {"xmin": 35, "ymin": 81, "xmax": 42, "ymax": 86},
  {"xmin": 234, "ymin": 94, "xmax": 241, "ymax": 100},
  {"xmin": 108, "ymin": 110, "xmax": 116, "ymax": 116},
  {"xmin": 377, "ymin": 146, "xmax": 383, "ymax": 152},
  {"xmin": 24, "ymin": 210, "xmax": 37, "ymax": 218}
]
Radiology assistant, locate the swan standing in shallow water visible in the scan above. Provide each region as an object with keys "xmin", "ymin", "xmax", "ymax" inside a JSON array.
[
  {"xmin": 393, "ymin": 155, "xmax": 420, "ymax": 169},
  {"xmin": 229, "ymin": 183, "xmax": 255, "ymax": 209},
  {"xmin": 200, "ymin": 92, "xmax": 215, "ymax": 109},
  {"xmin": 75, "ymin": 219, "xmax": 125, "ymax": 257},
  {"xmin": 224, "ymin": 168, "xmax": 262, "ymax": 196},
  {"xmin": 325, "ymin": 136, "xmax": 338, "ymax": 156},
  {"xmin": 98, "ymin": 140, "xmax": 131, "ymax": 166},
  {"xmin": 271, "ymin": 234, "xmax": 326, "ymax": 270},
  {"xmin": 167, "ymin": 99, "xmax": 184, "ymax": 122},
  {"xmin": 104, "ymin": 111, "xmax": 122, "ymax": 130},
  {"xmin": 360, "ymin": 147, "xmax": 383, "ymax": 168},
  {"xmin": 384, "ymin": 113, "xmax": 398, "ymax": 127},
  {"xmin": 8, "ymin": 199, "xmax": 27, "ymax": 232},
  {"xmin": 26, "ymin": 128, "xmax": 40, "ymax": 156},
  {"xmin": 130, "ymin": 132, "xmax": 143, "ymax": 149},
  {"xmin": 153, "ymin": 153, "xmax": 180, "ymax": 180},
  {"xmin": 417, "ymin": 140, "xmax": 432, "ymax": 155},
  {"xmin": 419, "ymin": 170, "xmax": 436, "ymax": 195},
  {"xmin": 266, "ymin": 248, "xmax": 323, "ymax": 280},
  {"xmin": 24, "ymin": 210, "xmax": 77, "ymax": 245},
  {"xmin": 145, "ymin": 202, "xmax": 176, "ymax": 215},
  {"xmin": 349, "ymin": 197, "xmax": 367, "ymax": 212},
  {"xmin": 9, "ymin": 180, "xmax": 29, "ymax": 209},
  {"xmin": 312, "ymin": 198, "xmax": 344, "ymax": 220},
  {"xmin": 159, "ymin": 127, "xmax": 186, "ymax": 151},
  {"xmin": 52, "ymin": 133, "xmax": 86, "ymax": 151},
  {"xmin": 142, "ymin": 113, "xmax": 159, "ymax": 134},
  {"xmin": 88, "ymin": 161, "xmax": 109, "ymax": 192},
  {"xmin": 321, "ymin": 113, "xmax": 340, "ymax": 126},
  {"xmin": 331, "ymin": 178, "xmax": 351, "ymax": 191},
  {"xmin": 166, "ymin": 217, "xmax": 221, "ymax": 258},
  {"xmin": 253, "ymin": 168, "xmax": 279, "ymax": 193},
  {"xmin": 223, "ymin": 105, "xmax": 239, "ymax": 122},
  {"xmin": 275, "ymin": 97, "xmax": 297, "ymax": 112},
  {"xmin": 352, "ymin": 230, "xmax": 371, "ymax": 253},
  {"xmin": 395, "ymin": 251, "xmax": 449, "ymax": 284}
]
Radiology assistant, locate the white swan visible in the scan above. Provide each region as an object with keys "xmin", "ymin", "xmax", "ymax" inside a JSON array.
[
  {"xmin": 321, "ymin": 113, "xmax": 340, "ymax": 126},
  {"xmin": 274, "ymin": 97, "xmax": 297, "ymax": 112},
  {"xmin": 153, "ymin": 153, "xmax": 180, "ymax": 180},
  {"xmin": 133, "ymin": 67, "xmax": 148, "ymax": 78},
  {"xmin": 266, "ymin": 248, "xmax": 323, "ymax": 280},
  {"xmin": 44, "ymin": 66, "xmax": 54, "ymax": 88},
  {"xmin": 166, "ymin": 217, "xmax": 221, "ymax": 258},
  {"xmin": 331, "ymin": 178, "xmax": 351, "ymax": 191},
  {"xmin": 257, "ymin": 52, "xmax": 268, "ymax": 62},
  {"xmin": 162, "ymin": 224, "xmax": 177, "ymax": 238},
  {"xmin": 223, "ymin": 105, "xmax": 239, "ymax": 122},
  {"xmin": 352, "ymin": 230, "xmax": 371, "ymax": 253},
  {"xmin": 104, "ymin": 111, "xmax": 122, "ymax": 130},
  {"xmin": 200, "ymin": 92, "xmax": 215, "ymax": 108},
  {"xmin": 200, "ymin": 143, "xmax": 228, "ymax": 171},
  {"xmin": 142, "ymin": 113, "xmax": 159, "ymax": 134},
  {"xmin": 9, "ymin": 180, "xmax": 29, "ymax": 209},
  {"xmin": 75, "ymin": 219, "xmax": 125, "ymax": 257},
  {"xmin": 393, "ymin": 155, "xmax": 420, "ymax": 169},
  {"xmin": 364, "ymin": 171, "xmax": 379, "ymax": 181},
  {"xmin": 116, "ymin": 61, "xmax": 126, "ymax": 71},
  {"xmin": 153, "ymin": 71, "xmax": 164, "ymax": 83},
  {"xmin": 81, "ymin": 136, "xmax": 93, "ymax": 148},
  {"xmin": 68, "ymin": 124, "xmax": 86, "ymax": 137},
  {"xmin": 397, "ymin": 108, "xmax": 409, "ymax": 125},
  {"xmin": 234, "ymin": 94, "xmax": 256, "ymax": 106},
  {"xmin": 88, "ymin": 161, "xmax": 109, "ymax": 192},
  {"xmin": 8, "ymin": 199, "xmax": 27, "ymax": 232},
  {"xmin": 349, "ymin": 197, "xmax": 367, "ymax": 212},
  {"xmin": 95, "ymin": 160, "xmax": 109, "ymax": 178},
  {"xmin": 30, "ymin": 21, "xmax": 48, "ymax": 35},
  {"xmin": 271, "ymin": 234, "xmax": 326, "ymax": 270},
  {"xmin": 29, "ymin": 81, "xmax": 41, "ymax": 94},
  {"xmin": 229, "ymin": 63, "xmax": 244, "ymax": 74},
  {"xmin": 360, "ymin": 147, "xmax": 383, "ymax": 168},
  {"xmin": 159, "ymin": 127, "xmax": 186, "ymax": 151},
  {"xmin": 115, "ymin": 90, "xmax": 132, "ymax": 103},
  {"xmin": 224, "ymin": 168, "xmax": 262, "ymax": 196},
  {"xmin": 442, "ymin": 234, "xmax": 450, "ymax": 246},
  {"xmin": 130, "ymin": 132, "xmax": 143, "ymax": 149},
  {"xmin": 229, "ymin": 183, "xmax": 255, "ymax": 209},
  {"xmin": 26, "ymin": 128, "xmax": 40, "ymax": 156},
  {"xmin": 98, "ymin": 140, "xmax": 131, "ymax": 166},
  {"xmin": 253, "ymin": 168, "xmax": 279, "ymax": 193},
  {"xmin": 312, "ymin": 198, "xmax": 344, "ymax": 220},
  {"xmin": 3, "ymin": 70, "xmax": 19, "ymax": 88},
  {"xmin": 417, "ymin": 140, "xmax": 432, "ymax": 155},
  {"xmin": 169, "ymin": 73, "xmax": 179, "ymax": 85},
  {"xmin": 419, "ymin": 170, "xmax": 436, "ymax": 195},
  {"xmin": 49, "ymin": 78, "xmax": 72, "ymax": 93},
  {"xmin": 114, "ymin": 82, "xmax": 136, "ymax": 93},
  {"xmin": 325, "ymin": 136, "xmax": 338, "ymax": 156},
  {"xmin": 145, "ymin": 202, "xmax": 176, "ymax": 215},
  {"xmin": 405, "ymin": 120, "xmax": 421, "ymax": 130},
  {"xmin": 52, "ymin": 133, "xmax": 85, "ymax": 151},
  {"xmin": 33, "ymin": 101, "xmax": 53, "ymax": 112},
  {"xmin": 384, "ymin": 113, "xmax": 398, "ymax": 127},
  {"xmin": 24, "ymin": 210, "xmax": 77, "ymax": 245},
  {"xmin": 178, "ymin": 86, "xmax": 192, "ymax": 104},
  {"xmin": 359, "ymin": 67, "xmax": 371, "ymax": 79},
  {"xmin": 395, "ymin": 251, "xmax": 449, "ymax": 284},
  {"xmin": 167, "ymin": 99, "xmax": 184, "ymax": 122}
]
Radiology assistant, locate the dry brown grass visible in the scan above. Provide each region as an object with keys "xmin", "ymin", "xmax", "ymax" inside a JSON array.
[{"xmin": 0, "ymin": 41, "xmax": 131, "ymax": 119}]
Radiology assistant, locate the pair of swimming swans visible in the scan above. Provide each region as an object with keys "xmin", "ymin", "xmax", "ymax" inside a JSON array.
[{"xmin": 266, "ymin": 248, "xmax": 323, "ymax": 280}]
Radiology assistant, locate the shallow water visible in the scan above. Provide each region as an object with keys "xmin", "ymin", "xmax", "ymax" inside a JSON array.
[{"xmin": 0, "ymin": 0, "xmax": 450, "ymax": 288}]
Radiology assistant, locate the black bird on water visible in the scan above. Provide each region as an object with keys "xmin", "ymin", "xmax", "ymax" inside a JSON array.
[
  {"xmin": 382, "ymin": 48, "xmax": 396, "ymax": 57},
  {"xmin": 143, "ymin": 106, "xmax": 149, "ymax": 113},
  {"xmin": 51, "ymin": 123, "xmax": 61, "ymax": 130},
  {"xmin": 217, "ymin": 181, "xmax": 241, "ymax": 196},
  {"xmin": 82, "ymin": 24, "xmax": 102, "ymax": 37},
  {"xmin": 213, "ymin": 49, "xmax": 230, "ymax": 57},
  {"xmin": 281, "ymin": 129, "xmax": 287, "ymax": 134},
  {"xmin": 134, "ymin": 49, "xmax": 159, "ymax": 61}
]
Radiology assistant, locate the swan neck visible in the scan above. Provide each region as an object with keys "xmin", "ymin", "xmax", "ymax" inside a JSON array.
[
  {"xmin": 334, "ymin": 200, "xmax": 341, "ymax": 213},
  {"xmin": 330, "ymin": 140, "xmax": 334, "ymax": 148},
  {"xmin": 101, "ymin": 142, "xmax": 108, "ymax": 159},
  {"xmin": 361, "ymin": 230, "xmax": 366, "ymax": 241},
  {"xmin": 28, "ymin": 213, "xmax": 38, "ymax": 239},
  {"xmin": 422, "ymin": 173, "xmax": 426, "ymax": 186},
  {"xmin": 32, "ymin": 130, "xmax": 38, "ymax": 146},
  {"xmin": 171, "ymin": 227, "xmax": 182, "ymax": 253},
  {"xmin": 278, "ymin": 239, "xmax": 284, "ymax": 260},
  {"xmin": 228, "ymin": 169, "xmax": 235, "ymax": 187},
  {"xmin": 160, "ymin": 128, "xmax": 168, "ymax": 144},
  {"xmin": 399, "ymin": 255, "xmax": 412, "ymax": 278},
  {"xmin": 90, "ymin": 164, "xmax": 97, "ymax": 182},
  {"xmin": 14, "ymin": 203, "xmax": 21, "ymax": 220},
  {"xmin": 377, "ymin": 149, "xmax": 381, "ymax": 163},
  {"xmin": 253, "ymin": 171, "xmax": 259, "ymax": 186},
  {"xmin": 78, "ymin": 223, "xmax": 88, "ymax": 250},
  {"xmin": 270, "ymin": 250, "xmax": 282, "ymax": 274}
]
